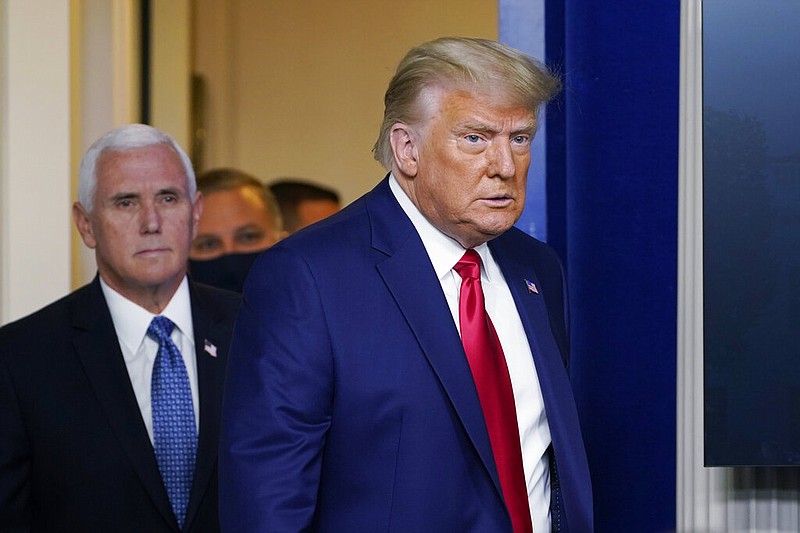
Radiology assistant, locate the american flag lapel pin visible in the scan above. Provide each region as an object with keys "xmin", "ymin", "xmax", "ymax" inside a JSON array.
[
  {"xmin": 525, "ymin": 279, "xmax": 539, "ymax": 295},
  {"xmin": 204, "ymin": 339, "xmax": 218, "ymax": 357}
]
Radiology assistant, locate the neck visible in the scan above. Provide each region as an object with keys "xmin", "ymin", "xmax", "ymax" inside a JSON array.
[{"xmin": 99, "ymin": 273, "xmax": 184, "ymax": 315}]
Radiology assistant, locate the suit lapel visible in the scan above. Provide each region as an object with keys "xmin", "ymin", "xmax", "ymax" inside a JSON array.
[
  {"xmin": 490, "ymin": 235, "xmax": 575, "ymax": 434},
  {"xmin": 70, "ymin": 279, "xmax": 176, "ymax": 527},
  {"xmin": 490, "ymin": 236, "xmax": 577, "ymax": 425},
  {"xmin": 491, "ymin": 235, "xmax": 593, "ymax": 529},
  {"xmin": 184, "ymin": 282, "xmax": 229, "ymax": 528},
  {"xmin": 368, "ymin": 178, "xmax": 504, "ymax": 500},
  {"xmin": 490, "ymin": 236, "xmax": 568, "ymax": 378}
]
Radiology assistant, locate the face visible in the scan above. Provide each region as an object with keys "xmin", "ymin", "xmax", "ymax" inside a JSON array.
[
  {"xmin": 293, "ymin": 198, "xmax": 340, "ymax": 231},
  {"xmin": 190, "ymin": 185, "xmax": 279, "ymax": 259},
  {"xmin": 392, "ymin": 87, "xmax": 536, "ymax": 249},
  {"xmin": 73, "ymin": 143, "xmax": 201, "ymax": 309}
]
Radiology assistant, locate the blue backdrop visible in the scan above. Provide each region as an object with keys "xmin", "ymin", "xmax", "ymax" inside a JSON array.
[{"xmin": 504, "ymin": 2, "xmax": 680, "ymax": 531}]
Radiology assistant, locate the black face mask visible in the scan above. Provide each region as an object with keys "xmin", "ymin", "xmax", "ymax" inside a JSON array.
[{"xmin": 188, "ymin": 251, "xmax": 261, "ymax": 293}]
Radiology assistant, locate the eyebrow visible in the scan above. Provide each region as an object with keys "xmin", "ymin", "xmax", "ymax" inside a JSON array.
[
  {"xmin": 156, "ymin": 187, "xmax": 183, "ymax": 197},
  {"xmin": 235, "ymin": 224, "xmax": 266, "ymax": 232},
  {"xmin": 109, "ymin": 192, "xmax": 139, "ymax": 202},
  {"xmin": 457, "ymin": 119, "xmax": 537, "ymax": 135},
  {"xmin": 513, "ymin": 121, "xmax": 537, "ymax": 135},
  {"xmin": 106, "ymin": 186, "xmax": 187, "ymax": 204},
  {"xmin": 458, "ymin": 121, "xmax": 499, "ymax": 134},
  {"xmin": 193, "ymin": 233, "xmax": 222, "ymax": 243},
  {"xmin": 233, "ymin": 225, "xmax": 267, "ymax": 236}
]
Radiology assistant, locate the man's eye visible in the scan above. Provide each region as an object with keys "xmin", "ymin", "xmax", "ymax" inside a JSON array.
[
  {"xmin": 162, "ymin": 195, "xmax": 177, "ymax": 203},
  {"xmin": 116, "ymin": 200, "xmax": 133, "ymax": 208},
  {"xmin": 237, "ymin": 232, "xmax": 264, "ymax": 244},
  {"xmin": 512, "ymin": 135, "xmax": 530, "ymax": 145},
  {"xmin": 465, "ymin": 134, "xmax": 482, "ymax": 143},
  {"xmin": 193, "ymin": 238, "xmax": 220, "ymax": 251}
]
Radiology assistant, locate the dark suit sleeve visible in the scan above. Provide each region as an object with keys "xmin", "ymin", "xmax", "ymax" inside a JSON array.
[
  {"xmin": 0, "ymin": 344, "xmax": 32, "ymax": 532},
  {"xmin": 219, "ymin": 246, "xmax": 334, "ymax": 532}
]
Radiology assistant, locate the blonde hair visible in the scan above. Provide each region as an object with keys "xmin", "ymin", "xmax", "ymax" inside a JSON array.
[{"xmin": 373, "ymin": 37, "xmax": 561, "ymax": 169}]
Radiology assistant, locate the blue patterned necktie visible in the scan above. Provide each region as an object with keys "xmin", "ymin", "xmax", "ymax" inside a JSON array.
[{"xmin": 148, "ymin": 315, "xmax": 197, "ymax": 529}]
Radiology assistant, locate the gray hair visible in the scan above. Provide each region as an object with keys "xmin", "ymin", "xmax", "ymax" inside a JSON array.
[
  {"xmin": 373, "ymin": 37, "xmax": 561, "ymax": 169},
  {"xmin": 78, "ymin": 124, "xmax": 196, "ymax": 212}
]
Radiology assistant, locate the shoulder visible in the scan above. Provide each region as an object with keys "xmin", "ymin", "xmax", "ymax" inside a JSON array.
[
  {"xmin": 286, "ymin": 195, "xmax": 370, "ymax": 249},
  {"xmin": 0, "ymin": 283, "xmax": 100, "ymax": 363},
  {"xmin": 493, "ymin": 227, "xmax": 564, "ymax": 272},
  {"xmin": 258, "ymin": 179, "xmax": 412, "ymax": 268},
  {"xmin": 250, "ymin": 197, "xmax": 373, "ymax": 276},
  {"xmin": 189, "ymin": 281, "xmax": 242, "ymax": 318},
  {"xmin": 0, "ymin": 283, "xmax": 96, "ymax": 338},
  {"xmin": 190, "ymin": 280, "xmax": 241, "ymax": 306}
]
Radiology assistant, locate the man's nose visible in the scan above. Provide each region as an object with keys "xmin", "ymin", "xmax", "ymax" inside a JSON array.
[
  {"xmin": 487, "ymin": 141, "xmax": 516, "ymax": 179},
  {"xmin": 140, "ymin": 202, "xmax": 162, "ymax": 233},
  {"xmin": 220, "ymin": 240, "xmax": 237, "ymax": 255}
]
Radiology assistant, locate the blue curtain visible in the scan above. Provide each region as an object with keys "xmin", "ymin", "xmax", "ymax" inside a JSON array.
[
  {"xmin": 503, "ymin": 1, "xmax": 681, "ymax": 530},
  {"xmin": 552, "ymin": 3, "xmax": 680, "ymax": 531}
]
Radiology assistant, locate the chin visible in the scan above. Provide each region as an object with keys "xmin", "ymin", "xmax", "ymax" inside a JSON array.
[
  {"xmin": 483, "ymin": 220, "xmax": 517, "ymax": 237},
  {"xmin": 138, "ymin": 265, "xmax": 185, "ymax": 285}
]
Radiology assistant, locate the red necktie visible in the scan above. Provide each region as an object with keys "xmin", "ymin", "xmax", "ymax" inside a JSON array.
[{"xmin": 454, "ymin": 249, "xmax": 533, "ymax": 533}]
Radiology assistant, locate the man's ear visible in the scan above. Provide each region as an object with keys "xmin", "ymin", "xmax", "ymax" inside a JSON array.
[
  {"xmin": 389, "ymin": 123, "xmax": 420, "ymax": 177},
  {"xmin": 72, "ymin": 202, "xmax": 97, "ymax": 249},
  {"xmin": 191, "ymin": 191, "xmax": 203, "ymax": 240}
]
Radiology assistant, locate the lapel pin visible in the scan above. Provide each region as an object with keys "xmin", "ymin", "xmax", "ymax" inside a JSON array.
[
  {"xmin": 204, "ymin": 339, "xmax": 218, "ymax": 357},
  {"xmin": 525, "ymin": 279, "xmax": 539, "ymax": 295}
]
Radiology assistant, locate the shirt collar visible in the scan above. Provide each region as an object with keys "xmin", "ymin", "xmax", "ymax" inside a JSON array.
[
  {"xmin": 389, "ymin": 173, "xmax": 493, "ymax": 282},
  {"xmin": 100, "ymin": 276, "xmax": 194, "ymax": 358}
]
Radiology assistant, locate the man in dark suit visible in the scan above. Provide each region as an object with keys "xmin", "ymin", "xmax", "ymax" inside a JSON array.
[
  {"xmin": 0, "ymin": 124, "xmax": 239, "ymax": 532},
  {"xmin": 220, "ymin": 37, "xmax": 593, "ymax": 532}
]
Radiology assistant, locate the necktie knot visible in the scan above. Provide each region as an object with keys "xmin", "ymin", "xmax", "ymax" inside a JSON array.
[
  {"xmin": 454, "ymin": 249, "xmax": 482, "ymax": 280},
  {"xmin": 148, "ymin": 316, "xmax": 175, "ymax": 343}
]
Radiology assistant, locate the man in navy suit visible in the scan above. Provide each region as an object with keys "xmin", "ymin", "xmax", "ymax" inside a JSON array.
[
  {"xmin": 220, "ymin": 37, "xmax": 592, "ymax": 532},
  {"xmin": 0, "ymin": 124, "xmax": 239, "ymax": 532}
]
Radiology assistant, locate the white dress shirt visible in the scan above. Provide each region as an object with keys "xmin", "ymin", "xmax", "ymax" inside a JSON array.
[
  {"xmin": 101, "ymin": 276, "xmax": 200, "ymax": 443},
  {"xmin": 390, "ymin": 174, "xmax": 552, "ymax": 533}
]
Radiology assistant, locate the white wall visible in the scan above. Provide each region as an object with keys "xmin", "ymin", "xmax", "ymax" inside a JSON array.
[
  {"xmin": 0, "ymin": 0, "xmax": 189, "ymax": 317},
  {"xmin": 73, "ymin": 0, "xmax": 190, "ymax": 287},
  {"xmin": 191, "ymin": 0, "xmax": 498, "ymax": 204},
  {"xmin": 150, "ymin": 0, "xmax": 191, "ymax": 149},
  {"xmin": 74, "ymin": 0, "xmax": 142, "ymax": 287},
  {"xmin": 0, "ymin": 1, "xmax": 71, "ymax": 324}
]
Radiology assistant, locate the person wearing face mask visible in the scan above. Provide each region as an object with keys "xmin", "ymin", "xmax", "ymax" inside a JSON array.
[{"xmin": 189, "ymin": 168, "xmax": 284, "ymax": 292}]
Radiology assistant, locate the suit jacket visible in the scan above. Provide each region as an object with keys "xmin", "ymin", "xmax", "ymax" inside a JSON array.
[
  {"xmin": 0, "ymin": 277, "xmax": 240, "ymax": 532},
  {"xmin": 220, "ymin": 177, "xmax": 593, "ymax": 532}
]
